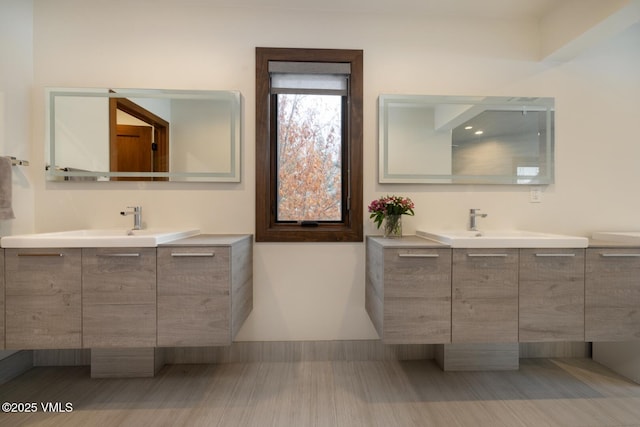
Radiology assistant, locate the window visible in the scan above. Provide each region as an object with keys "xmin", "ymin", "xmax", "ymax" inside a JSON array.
[
  {"xmin": 256, "ymin": 48, "xmax": 363, "ymax": 242},
  {"xmin": 275, "ymin": 93, "xmax": 344, "ymax": 222}
]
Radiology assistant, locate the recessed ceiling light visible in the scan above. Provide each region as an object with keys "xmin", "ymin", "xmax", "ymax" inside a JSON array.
[
  {"xmin": 474, "ymin": 130, "xmax": 484, "ymax": 135},
  {"xmin": 465, "ymin": 126, "xmax": 473, "ymax": 130}
]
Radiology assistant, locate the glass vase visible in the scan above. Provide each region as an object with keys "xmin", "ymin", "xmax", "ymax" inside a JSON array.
[{"xmin": 383, "ymin": 214, "xmax": 402, "ymax": 238}]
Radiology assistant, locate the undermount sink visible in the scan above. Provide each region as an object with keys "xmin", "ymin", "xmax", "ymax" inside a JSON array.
[
  {"xmin": 416, "ymin": 229, "xmax": 589, "ymax": 248},
  {"xmin": 592, "ymin": 231, "xmax": 640, "ymax": 243},
  {"xmin": 0, "ymin": 228, "xmax": 200, "ymax": 248}
]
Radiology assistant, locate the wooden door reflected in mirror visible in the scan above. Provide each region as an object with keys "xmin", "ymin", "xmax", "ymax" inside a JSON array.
[{"xmin": 109, "ymin": 97, "xmax": 169, "ymax": 181}]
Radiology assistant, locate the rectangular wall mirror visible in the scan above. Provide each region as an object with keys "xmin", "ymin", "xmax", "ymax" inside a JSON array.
[
  {"xmin": 379, "ymin": 95, "xmax": 554, "ymax": 184},
  {"xmin": 46, "ymin": 88, "xmax": 241, "ymax": 182}
]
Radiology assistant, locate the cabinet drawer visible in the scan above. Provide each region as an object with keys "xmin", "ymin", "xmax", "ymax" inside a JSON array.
[
  {"xmin": 5, "ymin": 248, "xmax": 82, "ymax": 295},
  {"xmin": 586, "ymin": 248, "xmax": 640, "ymax": 341},
  {"xmin": 157, "ymin": 247, "xmax": 230, "ymax": 296},
  {"xmin": 519, "ymin": 249, "xmax": 585, "ymax": 342},
  {"xmin": 384, "ymin": 248, "xmax": 451, "ymax": 297},
  {"xmin": 452, "ymin": 249, "xmax": 518, "ymax": 343},
  {"xmin": 5, "ymin": 248, "xmax": 82, "ymax": 349},
  {"xmin": 82, "ymin": 248, "xmax": 156, "ymax": 303},
  {"xmin": 382, "ymin": 248, "xmax": 451, "ymax": 344}
]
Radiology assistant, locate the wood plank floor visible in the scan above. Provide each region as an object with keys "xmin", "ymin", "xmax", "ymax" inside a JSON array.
[{"xmin": 1, "ymin": 358, "xmax": 640, "ymax": 426}]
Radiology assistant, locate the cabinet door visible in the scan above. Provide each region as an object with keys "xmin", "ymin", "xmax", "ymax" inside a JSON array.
[
  {"xmin": 383, "ymin": 248, "xmax": 451, "ymax": 344},
  {"xmin": 157, "ymin": 247, "xmax": 231, "ymax": 346},
  {"xmin": 586, "ymin": 248, "xmax": 640, "ymax": 341},
  {"xmin": 82, "ymin": 247, "xmax": 156, "ymax": 348},
  {"xmin": 452, "ymin": 249, "xmax": 518, "ymax": 343},
  {"xmin": 519, "ymin": 249, "xmax": 585, "ymax": 342},
  {"xmin": 5, "ymin": 248, "xmax": 82, "ymax": 349}
]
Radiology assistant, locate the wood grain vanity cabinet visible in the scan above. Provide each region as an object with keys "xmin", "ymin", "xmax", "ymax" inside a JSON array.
[
  {"xmin": 451, "ymin": 248, "xmax": 518, "ymax": 343},
  {"xmin": 519, "ymin": 248, "xmax": 585, "ymax": 342},
  {"xmin": 82, "ymin": 247, "xmax": 157, "ymax": 348},
  {"xmin": 4, "ymin": 248, "xmax": 82, "ymax": 349},
  {"xmin": 586, "ymin": 247, "xmax": 640, "ymax": 341},
  {"xmin": 156, "ymin": 235, "xmax": 253, "ymax": 347},
  {"xmin": 366, "ymin": 237, "xmax": 451, "ymax": 344},
  {"xmin": 365, "ymin": 235, "xmax": 640, "ymax": 351},
  {"xmin": 0, "ymin": 235, "xmax": 253, "ymax": 381}
]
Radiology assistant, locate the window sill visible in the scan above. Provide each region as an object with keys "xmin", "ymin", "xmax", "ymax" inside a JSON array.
[{"xmin": 256, "ymin": 223, "xmax": 362, "ymax": 243}]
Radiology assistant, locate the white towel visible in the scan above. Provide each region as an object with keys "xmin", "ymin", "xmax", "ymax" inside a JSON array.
[{"xmin": 0, "ymin": 156, "xmax": 15, "ymax": 220}]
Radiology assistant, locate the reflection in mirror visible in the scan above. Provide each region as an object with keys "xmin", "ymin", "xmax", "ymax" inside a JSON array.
[
  {"xmin": 379, "ymin": 95, "xmax": 554, "ymax": 184},
  {"xmin": 46, "ymin": 88, "xmax": 241, "ymax": 182}
]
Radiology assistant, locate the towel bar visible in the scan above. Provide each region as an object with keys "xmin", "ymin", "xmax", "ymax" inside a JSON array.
[{"xmin": 9, "ymin": 157, "xmax": 29, "ymax": 166}]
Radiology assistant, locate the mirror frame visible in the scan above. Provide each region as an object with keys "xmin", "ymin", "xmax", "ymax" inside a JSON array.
[
  {"xmin": 46, "ymin": 88, "xmax": 242, "ymax": 182},
  {"xmin": 378, "ymin": 94, "xmax": 555, "ymax": 185}
]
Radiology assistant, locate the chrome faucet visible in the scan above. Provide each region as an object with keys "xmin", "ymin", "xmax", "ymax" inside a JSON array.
[
  {"xmin": 469, "ymin": 208, "xmax": 487, "ymax": 231},
  {"xmin": 120, "ymin": 206, "xmax": 142, "ymax": 230}
]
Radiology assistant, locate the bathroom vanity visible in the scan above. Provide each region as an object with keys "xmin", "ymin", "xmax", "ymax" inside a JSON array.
[
  {"xmin": 0, "ymin": 233, "xmax": 253, "ymax": 377},
  {"xmin": 2, "ymin": 229, "xmax": 639, "ymax": 377},
  {"xmin": 366, "ymin": 234, "xmax": 639, "ymax": 371}
]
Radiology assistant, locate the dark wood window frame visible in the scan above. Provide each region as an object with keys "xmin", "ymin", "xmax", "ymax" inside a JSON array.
[{"xmin": 256, "ymin": 47, "xmax": 363, "ymax": 242}]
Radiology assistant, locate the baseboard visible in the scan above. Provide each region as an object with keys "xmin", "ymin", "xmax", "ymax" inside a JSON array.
[
  {"xmin": 26, "ymin": 341, "xmax": 592, "ymax": 367},
  {"xmin": 163, "ymin": 340, "xmax": 434, "ymax": 364}
]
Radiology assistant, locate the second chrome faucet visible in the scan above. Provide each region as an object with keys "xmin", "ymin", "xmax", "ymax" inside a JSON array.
[{"xmin": 469, "ymin": 208, "xmax": 487, "ymax": 231}]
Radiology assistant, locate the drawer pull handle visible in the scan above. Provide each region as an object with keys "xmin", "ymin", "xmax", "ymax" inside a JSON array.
[
  {"xmin": 17, "ymin": 253, "xmax": 64, "ymax": 257},
  {"xmin": 398, "ymin": 253, "xmax": 439, "ymax": 258},
  {"xmin": 535, "ymin": 253, "xmax": 576, "ymax": 257},
  {"xmin": 171, "ymin": 252, "xmax": 215, "ymax": 257},
  {"xmin": 97, "ymin": 253, "xmax": 140, "ymax": 257},
  {"xmin": 467, "ymin": 253, "xmax": 509, "ymax": 257},
  {"xmin": 600, "ymin": 253, "xmax": 640, "ymax": 257}
]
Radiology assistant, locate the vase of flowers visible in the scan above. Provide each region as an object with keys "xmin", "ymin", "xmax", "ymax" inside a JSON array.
[{"xmin": 368, "ymin": 195, "xmax": 415, "ymax": 238}]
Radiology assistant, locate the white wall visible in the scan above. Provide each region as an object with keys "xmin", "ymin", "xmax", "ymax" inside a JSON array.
[
  {"xmin": 0, "ymin": 0, "xmax": 34, "ymax": 361},
  {"xmin": 29, "ymin": 1, "xmax": 640, "ymax": 342},
  {"xmin": 0, "ymin": 0, "xmax": 34, "ymax": 237}
]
